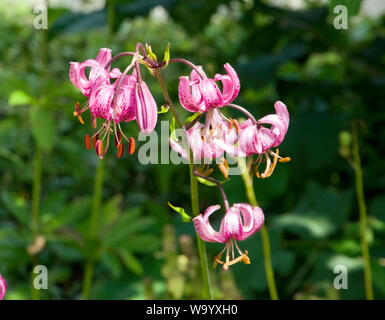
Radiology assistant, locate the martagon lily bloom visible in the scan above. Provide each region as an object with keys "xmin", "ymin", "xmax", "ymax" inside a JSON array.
[
  {"xmin": 193, "ymin": 203, "xmax": 264, "ymax": 270},
  {"xmin": 178, "ymin": 63, "xmax": 240, "ymax": 112},
  {"xmin": 69, "ymin": 48, "xmax": 158, "ymax": 158},
  {"xmin": 169, "ymin": 108, "xmax": 238, "ymax": 163},
  {"xmin": 218, "ymin": 101, "xmax": 291, "ymax": 178},
  {"xmin": 0, "ymin": 274, "xmax": 6, "ymax": 300}
]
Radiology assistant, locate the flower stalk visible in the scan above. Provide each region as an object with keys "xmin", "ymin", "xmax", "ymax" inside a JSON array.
[
  {"xmin": 351, "ymin": 121, "xmax": 373, "ymax": 300},
  {"xmin": 31, "ymin": 145, "xmax": 42, "ymax": 300},
  {"xmin": 239, "ymin": 158, "xmax": 279, "ymax": 300},
  {"xmin": 154, "ymin": 68, "xmax": 214, "ymax": 299}
]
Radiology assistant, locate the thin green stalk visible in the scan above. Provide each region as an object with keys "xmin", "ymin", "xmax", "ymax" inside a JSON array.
[
  {"xmin": 154, "ymin": 68, "xmax": 214, "ymax": 299},
  {"xmin": 351, "ymin": 122, "xmax": 373, "ymax": 300},
  {"xmin": 31, "ymin": 0, "xmax": 49, "ymax": 298},
  {"xmin": 31, "ymin": 145, "xmax": 42, "ymax": 300},
  {"xmin": 81, "ymin": 0, "xmax": 114, "ymax": 300},
  {"xmin": 81, "ymin": 158, "xmax": 104, "ymax": 300},
  {"xmin": 239, "ymin": 158, "xmax": 279, "ymax": 300}
]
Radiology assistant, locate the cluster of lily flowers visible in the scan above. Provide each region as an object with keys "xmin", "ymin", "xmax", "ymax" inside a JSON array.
[{"xmin": 69, "ymin": 44, "xmax": 290, "ymax": 271}]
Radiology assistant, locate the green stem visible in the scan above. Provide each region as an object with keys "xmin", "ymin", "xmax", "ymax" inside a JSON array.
[
  {"xmin": 81, "ymin": 0, "xmax": 114, "ymax": 300},
  {"xmin": 154, "ymin": 68, "xmax": 214, "ymax": 299},
  {"xmin": 81, "ymin": 159, "xmax": 104, "ymax": 300},
  {"xmin": 239, "ymin": 158, "xmax": 279, "ymax": 300},
  {"xmin": 351, "ymin": 122, "xmax": 373, "ymax": 300},
  {"xmin": 31, "ymin": 145, "xmax": 42, "ymax": 300}
]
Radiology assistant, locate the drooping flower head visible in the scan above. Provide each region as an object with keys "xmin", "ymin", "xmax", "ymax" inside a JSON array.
[
  {"xmin": 170, "ymin": 108, "xmax": 238, "ymax": 164},
  {"xmin": 178, "ymin": 63, "xmax": 240, "ymax": 112},
  {"xmin": 69, "ymin": 48, "xmax": 158, "ymax": 158},
  {"xmin": 193, "ymin": 203, "xmax": 264, "ymax": 270},
  {"xmin": 0, "ymin": 274, "xmax": 6, "ymax": 300},
  {"xmin": 235, "ymin": 101, "xmax": 291, "ymax": 178}
]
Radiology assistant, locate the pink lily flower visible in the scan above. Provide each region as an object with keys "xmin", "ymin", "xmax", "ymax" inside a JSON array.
[
  {"xmin": 135, "ymin": 81, "xmax": 158, "ymax": 134},
  {"xmin": 237, "ymin": 101, "xmax": 291, "ymax": 178},
  {"xmin": 169, "ymin": 109, "xmax": 238, "ymax": 162},
  {"xmin": 193, "ymin": 203, "xmax": 264, "ymax": 270},
  {"xmin": 69, "ymin": 48, "xmax": 120, "ymax": 97},
  {"xmin": 178, "ymin": 63, "xmax": 240, "ymax": 112},
  {"xmin": 88, "ymin": 72, "xmax": 137, "ymax": 123},
  {"xmin": 0, "ymin": 274, "xmax": 6, "ymax": 300}
]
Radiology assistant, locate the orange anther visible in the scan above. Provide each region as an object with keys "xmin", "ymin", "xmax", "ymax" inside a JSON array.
[
  {"xmin": 116, "ymin": 143, "xmax": 124, "ymax": 158},
  {"xmin": 95, "ymin": 140, "xmax": 103, "ymax": 156},
  {"xmin": 128, "ymin": 137, "xmax": 135, "ymax": 155},
  {"xmin": 84, "ymin": 134, "xmax": 91, "ymax": 150}
]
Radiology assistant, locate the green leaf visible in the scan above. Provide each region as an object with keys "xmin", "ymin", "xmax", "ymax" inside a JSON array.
[
  {"xmin": 8, "ymin": 90, "xmax": 34, "ymax": 107},
  {"xmin": 167, "ymin": 202, "xmax": 191, "ymax": 222},
  {"xmin": 197, "ymin": 176, "xmax": 217, "ymax": 187},
  {"xmin": 1, "ymin": 192, "xmax": 29, "ymax": 227},
  {"xmin": 184, "ymin": 112, "xmax": 202, "ymax": 126},
  {"xmin": 169, "ymin": 116, "xmax": 177, "ymax": 142},
  {"xmin": 119, "ymin": 249, "xmax": 144, "ymax": 276},
  {"xmin": 372, "ymin": 259, "xmax": 385, "ymax": 294},
  {"xmin": 197, "ymin": 176, "xmax": 227, "ymax": 187},
  {"xmin": 162, "ymin": 43, "xmax": 170, "ymax": 68},
  {"xmin": 158, "ymin": 105, "xmax": 169, "ymax": 114},
  {"xmin": 102, "ymin": 251, "xmax": 122, "ymax": 279},
  {"xmin": 145, "ymin": 43, "xmax": 157, "ymax": 61},
  {"xmin": 30, "ymin": 107, "xmax": 56, "ymax": 152}
]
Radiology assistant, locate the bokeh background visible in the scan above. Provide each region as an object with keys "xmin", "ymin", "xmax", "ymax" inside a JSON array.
[{"xmin": 0, "ymin": 0, "xmax": 384, "ymax": 300}]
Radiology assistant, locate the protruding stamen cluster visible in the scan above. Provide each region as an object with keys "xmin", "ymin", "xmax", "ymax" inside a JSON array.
[
  {"xmin": 213, "ymin": 238, "xmax": 250, "ymax": 271},
  {"xmin": 81, "ymin": 115, "xmax": 136, "ymax": 159},
  {"xmin": 252, "ymin": 148, "xmax": 291, "ymax": 179}
]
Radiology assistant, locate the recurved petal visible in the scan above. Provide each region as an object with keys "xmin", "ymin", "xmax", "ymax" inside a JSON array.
[
  {"xmin": 169, "ymin": 137, "xmax": 188, "ymax": 159},
  {"xmin": 275, "ymin": 101, "xmax": 289, "ymax": 130},
  {"xmin": 233, "ymin": 203, "xmax": 264, "ymax": 241},
  {"xmin": 135, "ymin": 81, "xmax": 158, "ymax": 134},
  {"xmin": 238, "ymin": 123, "xmax": 262, "ymax": 155},
  {"xmin": 69, "ymin": 59, "xmax": 109, "ymax": 97},
  {"xmin": 89, "ymin": 84, "xmax": 115, "ymax": 120},
  {"xmin": 178, "ymin": 76, "xmax": 204, "ymax": 112},
  {"xmin": 219, "ymin": 207, "xmax": 243, "ymax": 241},
  {"xmin": 95, "ymin": 48, "xmax": 112, "ymax": 67},
  {"xmin": 113, "ymin": 84, "xmax": 136, "ymax": 123},
  {"xmin": 214, "ymin": 63, "xmax": 240, "ymax": 105},
  {"xmin": 201, "ymin": 79, "xmax": 224, "ymax": 108},
  {"xmin": 193, "ymin": 205, "xmax": 227, "ymax": 243}
]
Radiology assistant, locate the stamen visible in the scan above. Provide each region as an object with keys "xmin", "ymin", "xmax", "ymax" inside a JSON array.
[
  {"xmin": 232, "ymin": 119, "xmax": 240, "ymax": 133},
  {"xmin": 117, "ymin": 143, "xmax": 124, "ymax": 158},
  {"xmin": 227, "ymin": 119, "xmax": 233, "ymax": 134},
  {"xmin": 95, "ymin": 140, "xmax": 103, "ymax": 156},
  {"xmin": 263, "ymin": 149, "xmax": 279, "ymax": 178},
  {"xmin": 128, "ymin": 137, "xmax": 135, "ymax": 155},
  {"xmin": 217, "ymin": 161, "xmax": 229, "ymax": 179},
  {"xmin": 92, "ymin": 134, "xmax": 98, "ymax": 149},
  {"xmin": 92, "ymin": 116, "xmax": 97, "ymax": 129},
  {"xmin": 84, "ymin": 134, "xmax": 91, "ymax": 150},
  {"xmin": 76, "ymin": 114, "xmax": 85, "ymax": 125},
  {"xmin": 254, "ymin": 154, "xmax": 263, "ymax": 178},
  {"xmin": 260, "ymin": 153, "xmax": 272, "ymax": 179},
  {"xmin": 279, "ymin": 157, "xmax": 291, "ymax": 163},
  {"xmin": 114, "ymin": 131, "xmax": 122, "ymax": 147},
  {"xmin": 202, "ymin": 168, "xmax": 213, "ymax": 176}
]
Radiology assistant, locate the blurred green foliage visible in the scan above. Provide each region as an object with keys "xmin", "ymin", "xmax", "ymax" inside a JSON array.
[{"xmin": 0, "ymin": 0, "xmax": 385, "ymax": 300}]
